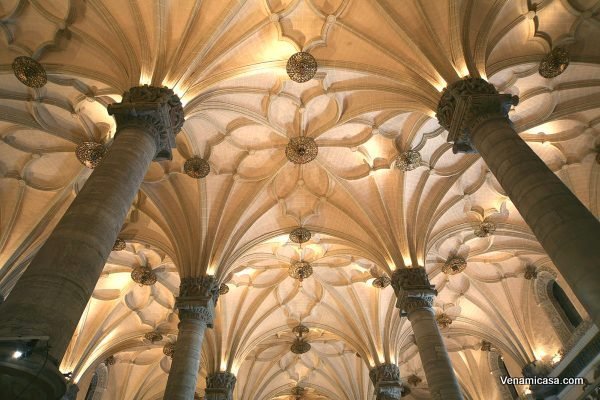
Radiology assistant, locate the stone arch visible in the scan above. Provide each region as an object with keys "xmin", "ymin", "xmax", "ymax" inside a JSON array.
[
  {"xmin": 84, "ymin": 363, "xmax": 108, "ymax": 400},
  {"xmin": 534, "ymin": 268, "xmax": 573, "ymax": 345},
  {"xmin": 488, "ymin": 351, "xmax": 517, "ymax": 400}
]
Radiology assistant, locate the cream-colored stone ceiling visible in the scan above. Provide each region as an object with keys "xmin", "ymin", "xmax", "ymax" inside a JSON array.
[{"xmin": 1, "ymin": 0, "xmax": 599, "ymax": 399}]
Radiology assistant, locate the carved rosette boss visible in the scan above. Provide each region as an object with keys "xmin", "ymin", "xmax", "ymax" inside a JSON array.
[
  {"xmin": 176, "ymin": 275, "xmax": 220, "ymax": 326},
  {"xmin": 391, "ymin": 267, "xmax": 437, "ymax": 316},
  {"xmin": 369, "ymin": 363, "xmax": 402, "ymax": 400},
  {"xmin": 436, "ymin": 77, "xmax": 519, "ymax": 154},
  {"xmin": 107, "ymin": 85, "xmax": 185, "ymax": 161},
  {"xmin": 205, "ymin": 371, "xmax": 237, "ymax": 400}
]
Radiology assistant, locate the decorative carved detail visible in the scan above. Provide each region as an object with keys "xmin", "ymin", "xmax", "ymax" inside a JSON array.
[
  {"xmin": 112, "ymin": 238, "xmax": 126, "ymax": 251},
  {"xmin": 179, "ymin": 276, "xmax": 219, "ymax": 299},
  {"xmin": 560, "ymin": 320, "xmax": 593, "ymax": 356},
  {"xmin": 524, "ymin": 265, "xmax": 538, "ymax": 280},
  {"xmin": 107, "ymin": 85, "xmax": 184, "ymax": 161},
  {"xmin": 286, "ymin": 136, "xmax": 318, "ymax": 164},
  {"xmin": 179, "ymin": 307, "xmax": 214, "ymax": 324},
  {"xmin": 289, "ymin": 227, "xmax": 311, "ymax": 244},
  {"xmin": 163, "ymin": 342, "xmax": 176, "ymax": 358},
  {"xmin": 370, "ymin": 364, "xmax": 402, "ymax": 400},
  {"xmin": 176, "ymin": 276, "xmax": 219, "ymax": 327},
  {"xmin": 290, "ymin": 338, "xmax": 311, "ymax": 354},
  {"xmin": 144, "ymin": 331, "xmax": 163, "ymax": 343},
  {"xmin": 219, "ymin": 283, "xmax": 230, "ymax": 295},
  {"xmin": 391, "ymin": 267, "xmax": 437, "ymax": 316},
  {"xmin": 286, "ymin": 52, "xmax": 318, "ymax": 83},
  {"xmin": 370, "ymin": 364, "xmax": 400, "ymax": 382},
  {"xmin": 535, "ymin": 273, "xmax": 572, "ymax": 345},
  {"xmin": 474, "ymin": 221, "xmax": 496, "ymax": 237},
  {"xmin": 205, "ymin": 371, "xmax": 236, "ymax": 400},
  {"xmin": 539, "ymin": 47, "xmax": 569, "ymax": 78},
  {"xmin": 289, "ymin": 261, "xmax": 313, "ymax": 281},
  {"xmin": 436, "ymin": 313, "xmax": 453, "ymax": 328},
  {"xmin": 131, "ymin": 266, "xmax": 157, "ymax": 286},
  {"xmin": 406, "ymin": 374, "xmax": 422, "ymax": 387},
  {"xmin": 442, "ymin": 256, "xmax": 467, "ymax": 275},
  {"xmin": 436, "ymin": 77, "xmax": 519, "ymax": 154},
  {"xmin": 395, "ymin": 150, "xmax": 421, "ymax": 171},
  {"xmin": 184, "ymin": 157, "xmax": 210, "ymax": 178},
  {"xmin": 480, "ymin": 340, "xmax": 493, "ymax": 351},
  {"xmin": 292, "ymin": 324, "xmax": 310, "ymax": 336},
  {"xmin": 12, "ymin": 56, "xmax": 47, "ymax": 88},
  {"xmin": 291, "ymin": 386, "xmax": 305, "ymax": 397},
  {"xmin": 104, "ymin": 355, "xmax": 116, "ymax": 366},
  {"xmin": 372, "ymin": 276, "xmax": 391, "ymax": 288},
  {"xmin": 76, "ymin": 142, "xmax": 107, "ymax": 169}
]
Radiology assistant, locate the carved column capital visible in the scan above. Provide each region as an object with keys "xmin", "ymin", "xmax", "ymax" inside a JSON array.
[
  {"xmin": 369, "ymin": 363, "xmax": 402, "ymax": 400},
  {"xmin": 107, "ymin": 85, "xmax": 184, "ymax": 161},
  {"xmin": 176, "ymin": 275, "xmax": 220, "ymax": 327},
  {"xmin": 391, "ymin": 267, "xmax": 437, "ymax": 316},
  {"xmin": 205, "ymin": 371, "xmax": 237, "ymax": 400},
  {"xmin": 436, "ymin": 77, "xmax": 519, "ymax": 154}
]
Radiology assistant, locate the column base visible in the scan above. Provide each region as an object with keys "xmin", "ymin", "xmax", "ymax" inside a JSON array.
[{"xmin": 0, "ymin": 341, "xmax": 66, "ymax": 400}]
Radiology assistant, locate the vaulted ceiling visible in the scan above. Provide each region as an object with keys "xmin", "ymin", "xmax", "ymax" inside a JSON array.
[{"xmin": 1, "ymin": 0, "xmax": 599, "ymax": 399}]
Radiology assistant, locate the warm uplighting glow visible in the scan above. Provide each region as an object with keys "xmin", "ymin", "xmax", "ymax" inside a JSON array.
[
  {"xmin": 12, "ymin": 350, "xmax": 23, "ymax": 359},
  {"xmin": 433, "ymin": 79, "xmax": 447, "ymax": 92},
  {"xmin": 207, "ymin": 264, "xmax": 217, "ymax": 275},
  {"xmin": 524, "ymin": 388, "xmax": 532, "ymax": 395},
  {"xmin": 234, "ymin": 266, "xmax": 255, "ymax": 277},
  {"xmin": 534, "ymin": 349, "xmax": 546, "ymax": 360},
  {"xmin": 139, "ymin": 73, "xmax": 152, "ymax": 86},
  {"xmin": 552, "ymin": 353, "xmax": 562, "ymax": 364}
]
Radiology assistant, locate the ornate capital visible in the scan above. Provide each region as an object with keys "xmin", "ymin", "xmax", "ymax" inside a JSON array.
[
  {"xmin": 369, "ymin": 364, "xmax": 402, "ymax": 400},
  {"xmin": 205, "ymin": 371, "xmax": 236, "ymax": 400},
  {"xmin": 436, "ymin": 77, "xmax": 519, "ymax": 154},
  {"xmin": 391, "ymin": 267, "xmax": 437, "ymax": 316},
  {"xmin": 176, "ymin": 275, "xmax": 219, "ymax": 327},
  {"xmin": 107, "ymin": 85, "xmax": 184, "ymax": 161}
]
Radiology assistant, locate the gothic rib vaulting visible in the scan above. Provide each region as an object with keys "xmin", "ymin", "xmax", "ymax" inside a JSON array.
[{"xmin": 1, "ymin": 0, "xmax": 600, "ymax": 399}]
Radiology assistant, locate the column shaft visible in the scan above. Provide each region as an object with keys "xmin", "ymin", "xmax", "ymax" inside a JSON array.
[
  {"xmin": 391, "ymin": 267, "xmax": 463, "ymax": 400},
  {"xmin": 0, "ymin": 85, "xmax": 183, "ymax": 399},
  {"xmin": 0, "ymin": 127, "xmax": 156, "ymax": 360},
  {"xmin": 471, "ymin": 118, "xmax": 600, "ymax": 325},
  {"xmin": 407, "ymin": 308, "xmax": 462, "ymax": 400},
  {"xmin": 472, "ymin": 118, "xmax": 600, "ymax": 326},
  {"xmin": 163, "ymin": 317, "xmax": 207, "ymax": 400},
  {"xmin": 436, "ymin": 77, "xmax": 600, "ymax": 327},
  {"xmin": 163, "ymin": 276, "xmax": 219, "ymax": 400}
]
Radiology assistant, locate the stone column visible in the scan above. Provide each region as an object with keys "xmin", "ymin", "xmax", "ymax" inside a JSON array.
[
  {"xmin": 436, "ymin": 77, "xmax": 600, "ymax": 327},
  {"xmin": 163, "ymin": 276, "xmax": 219, "ymax": 400},
  {"xmin": 369, "ymin": 363, "xmax": 402, "ymax": 399},
  {"xmin": 391, "ymin": 268, "xmax": 463, "ymax": 400},
  {"xmin": 0, "ymin": 85, "xmax": 183, "ymax": 399},
  {"xmin": 205, "ymin": 371, "xmax": 237, "ymax": 400}
]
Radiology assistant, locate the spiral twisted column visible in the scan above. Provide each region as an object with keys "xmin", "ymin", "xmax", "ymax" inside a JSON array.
[
  {"xmin": 437, "ymin": 77, "xmax": 600, "ymax": 327},
  {"xmin": 391, "ymin": 268, "xmax": 463, "ymax": 400},
  {"xmin": 163, "ymin": 276, "xmax": 219, "ymax": 400},
  {"xmin": 0, "ymin": 85, "xmax": 183, "ymax": 399},
  {"xmin": 369, "ymin": 363, "xmax": 402, "ymax": 399},
  {"xmin": 204, "ymin": 371, "xmax": 237, "ymax": 400}
]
